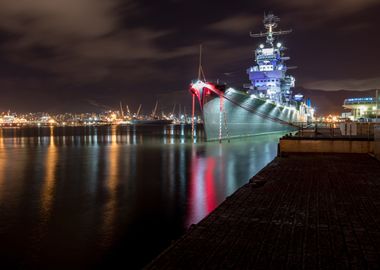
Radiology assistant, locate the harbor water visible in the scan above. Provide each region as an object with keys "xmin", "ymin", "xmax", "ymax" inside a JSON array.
[{"xmin": 0, "ymin": 125, "xmax": 283, "ymax": 269}]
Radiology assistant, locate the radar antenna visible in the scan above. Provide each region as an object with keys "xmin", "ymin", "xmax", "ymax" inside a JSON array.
[{"xmin": 250, "ymin": 13, "xmax": 292, "ymax": 45}]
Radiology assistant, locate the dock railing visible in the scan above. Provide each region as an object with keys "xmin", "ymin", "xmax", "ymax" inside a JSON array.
[
  {"xmin": 280, "ymin": 122, "xmax": 376, "ymax": 155},
  {"xmin": 292, "ymin": 122, "xmax": 375, "ymax": 140}
]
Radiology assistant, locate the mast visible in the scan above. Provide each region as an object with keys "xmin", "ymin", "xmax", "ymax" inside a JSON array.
[
  {"xmin": 248, "ymin": 13, "xmax": 294, "ymax": 104},
  {"xmin": 250, "ymin": 13, "xmax": 292, "ymax": 46},
  {"xmin": 197, "ymin": 45, "xmax": 206, "ymax": 81},
  {"xmin": 192, "ymin": 44, "xmax": 206, "ymax": 137}
]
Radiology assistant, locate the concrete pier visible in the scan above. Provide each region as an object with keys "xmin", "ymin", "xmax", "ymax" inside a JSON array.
[
  {"xmin": 279, "ymin": 137, "xmax": 374, "ymax": 154},
  {"xmin": 146, "ymin": 154, "xmax": 380, "ymax": 269}
]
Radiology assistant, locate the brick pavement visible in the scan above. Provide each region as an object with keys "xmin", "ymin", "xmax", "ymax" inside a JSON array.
[{"xmin": 146, "ymin": 154, "xmax": 380, "ymax": 270}]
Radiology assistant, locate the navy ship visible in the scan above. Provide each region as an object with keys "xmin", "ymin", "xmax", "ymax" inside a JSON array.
[{"xmin": 190, "ymin": 14, "xmax": 314, "ymax": 141}]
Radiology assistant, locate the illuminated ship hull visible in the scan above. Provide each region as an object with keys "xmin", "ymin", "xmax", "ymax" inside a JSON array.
[
  {"xmin": 200, "ymin": 88, "xmax": 305, "ymax": 141},
  {"xmin": 190, "ymin": 14, "xmax": 314, "ymax": 141}
]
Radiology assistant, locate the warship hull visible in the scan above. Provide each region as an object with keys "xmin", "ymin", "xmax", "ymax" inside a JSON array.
[
  {"xmin": 192, "ymin": 14, "xmax": 314, "ymax": 141},
  {"xmin": 202, "ymin": 89, "xmax": 305, "ymax": 141}
]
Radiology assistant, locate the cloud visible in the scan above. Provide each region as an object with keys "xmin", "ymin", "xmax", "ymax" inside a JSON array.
[
  {"xmin": 276, "ymin": 0, "xmax": 379, "ymax": 16},
  {"xmin": 208, "ymin": 15, "xmax": 260, "ymax": 33},
  {"xmin": 270, "ymin": 0, "xmax": 380, "ymax": 29},
  {"xmin": 0, "ymin": 0, "xmax": 119, "ymax": 40},
  {"xmin": 303, "ymin": 77, "xmax": 380, "ymax": 91},
  {"xmin": 338, "ymin": 22, "xmax": 371, "ymax": 32},
  {"xmin": 0, "ymin": 0, "xmax": 196, "ymax": 82}
]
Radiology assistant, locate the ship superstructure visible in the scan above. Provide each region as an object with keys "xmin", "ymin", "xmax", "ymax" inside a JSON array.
[
  {"xmin": 248, "ymin": 14, "xmax": 294, "ymax": 104},
  {"xmin": 190, "ymin": 13, "xmax": 314, "ymax": 141}
]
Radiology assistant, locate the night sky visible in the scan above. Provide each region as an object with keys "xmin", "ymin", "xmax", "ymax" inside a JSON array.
[{"xmin": 0, "ymin": 0, "xmax": 379, "ymax": 113}]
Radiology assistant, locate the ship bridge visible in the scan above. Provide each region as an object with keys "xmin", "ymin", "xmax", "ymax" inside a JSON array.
[{"xmin": 247, "ymin": 13, "xmax": 294, "ymax": 104}]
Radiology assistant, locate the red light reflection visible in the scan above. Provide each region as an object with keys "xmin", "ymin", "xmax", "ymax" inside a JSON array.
[{"xmin": 187, "ymin": 156, "xmax": 218, "ymax": 226}]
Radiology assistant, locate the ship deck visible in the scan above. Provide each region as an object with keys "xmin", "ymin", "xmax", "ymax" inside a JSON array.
[{"xmin": 146, "ymin": 153, "xmax": 380, "ymax": 269}]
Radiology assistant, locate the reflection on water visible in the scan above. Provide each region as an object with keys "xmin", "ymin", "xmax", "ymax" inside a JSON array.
[
  {"xmin": 0, "ymin": 125, "xmax": 282, "ymax": 269},
  {"xmin": 41, "ymin": 127, "xmax": 57, "ymax": 220},
  {"xmin": 101, "ymin": 126, "xmax": 119, "ymax": 248}
]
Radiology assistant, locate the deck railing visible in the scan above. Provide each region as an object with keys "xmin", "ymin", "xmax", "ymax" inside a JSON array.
[{"xmin": 290, "ymin": 122, "xmax": 376, "ymax": 140}]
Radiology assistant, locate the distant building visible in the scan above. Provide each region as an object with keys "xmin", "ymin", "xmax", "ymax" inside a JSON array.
[
  {"xmin": 341, "ymin": 112, "xmax": 353, "ymax": 121},
  {"xmin": 343, "ymin": 97, "xmax": 380, "ymax": 121}
]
